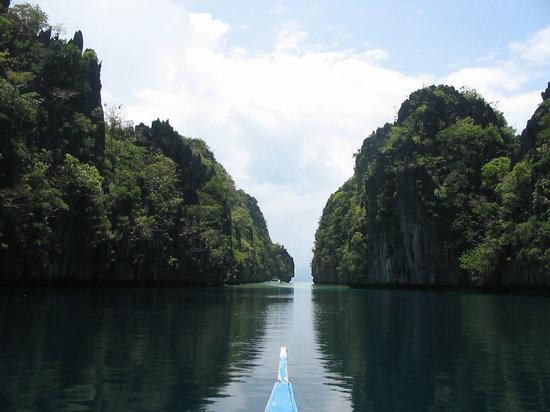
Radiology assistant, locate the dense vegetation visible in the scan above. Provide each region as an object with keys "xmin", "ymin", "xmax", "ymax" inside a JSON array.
[
  {"xmin": 0, "ymin": 1, "xmax": 293, "ymax": 285},
  {"xmin": 312, "ymin": 84, "xmax": 549, "ymax": 290}
]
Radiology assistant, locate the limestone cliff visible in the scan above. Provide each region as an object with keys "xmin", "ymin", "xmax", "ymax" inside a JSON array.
[{"xmin": 313, "ymin": 84, "xmax": 549, "ymax": 290}]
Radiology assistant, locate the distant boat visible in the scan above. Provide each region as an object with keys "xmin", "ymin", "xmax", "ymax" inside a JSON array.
[{"xmin": 265, "ymin": 347, "xmax": 299, "ymax": 412}]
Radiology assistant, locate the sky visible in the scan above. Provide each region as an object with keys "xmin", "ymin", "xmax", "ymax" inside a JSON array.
[{"xmin": 25, "ymin": 0, "xmax": 550, "ymax": 281}]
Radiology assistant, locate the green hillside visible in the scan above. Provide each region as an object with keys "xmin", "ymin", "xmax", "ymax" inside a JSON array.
[
  {"xmin": 0, "ymin": 2, "xmax": 294, "ymax": 285},
  {"xmin": 313, "ymin": 84, "xmax": 549, "ymax": 291}
]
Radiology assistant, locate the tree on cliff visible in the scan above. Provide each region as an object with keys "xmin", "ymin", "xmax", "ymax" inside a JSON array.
[
  {"xmin": 0, "ymin": 3, "xmax": 294, "ymax": 285},
  {"xmin": 313, "ymin": 84, "xmax": 549, "ymax": 290},
  {"xmin": 460, "ymin": 86, "xmax": 550, "ymax": 287}
]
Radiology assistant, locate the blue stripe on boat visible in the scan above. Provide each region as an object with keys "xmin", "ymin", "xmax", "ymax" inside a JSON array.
[{"xmin": 265, "ymin": 347, "xmax": 299, "ymax": 412}]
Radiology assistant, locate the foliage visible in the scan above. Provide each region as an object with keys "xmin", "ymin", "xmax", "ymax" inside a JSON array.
[
  {"xmin": 7, "ymin": 3, "xmax": 48, "ymax": 38},
  {"xmin": 0, "ymin": 3, "xmax": 294, "ymax": 285},
  {"xmin": 459, "ymin": 93, "xmax": 550, "ymax": 286},
  {"xmin": 60, "ymin": 153, "xmax": 109, "ymax": 246},
  {"xmin": 311, "ymin": 178, "xmax": 366, "ymax": 284},
  {"xmin": 313, "ymin": 84, "xmax": 550, "ymax": 289}
]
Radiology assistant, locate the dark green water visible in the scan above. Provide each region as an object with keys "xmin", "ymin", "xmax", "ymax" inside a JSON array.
[{"xmin": 1, "ymin": 284, "xmax": 549, "ymax": 411}]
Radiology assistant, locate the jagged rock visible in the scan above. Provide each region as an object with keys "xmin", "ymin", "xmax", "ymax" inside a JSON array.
[
  {"xmin": 520, "ymin": 82, "xmax": 550, "ymax": 157},
  {"xmin": 72, "ymin": 30, "xmax": 84, "ymax": 51},
  {"xmin": 37, "ymin": 28, "xmax": 51, "ymax": 46}
]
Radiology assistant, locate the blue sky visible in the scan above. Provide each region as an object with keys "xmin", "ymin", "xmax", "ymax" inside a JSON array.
[
  {"xmin": 180, "ymin": 0, "xmax": 549, "ymax": 78},
  {"xmin": 27, "ymin": 0, "xmax": 550, "ymax": 281}
]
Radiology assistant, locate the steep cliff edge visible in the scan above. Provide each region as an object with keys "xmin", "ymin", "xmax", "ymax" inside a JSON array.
[
  {"xmin": 0, "ymin": 3, "xmax": 294, "ymax": 285},
  {"xmin": 313, "ymin": 84, "xmax": 549, "ymax": 290}
]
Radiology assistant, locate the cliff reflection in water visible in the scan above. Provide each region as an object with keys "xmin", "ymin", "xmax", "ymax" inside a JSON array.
[
  {"xmin": 0, "ymin": 285, "xmax": 294, "ymax": 411},
  {"xmin": 312, "ymin": 286, "xmax": 550, "ymax": 411}
]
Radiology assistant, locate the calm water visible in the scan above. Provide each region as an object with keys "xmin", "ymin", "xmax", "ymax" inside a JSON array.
[{"xmin": 1, "ymin": 283, "xmax": 549, "ymax": 411}]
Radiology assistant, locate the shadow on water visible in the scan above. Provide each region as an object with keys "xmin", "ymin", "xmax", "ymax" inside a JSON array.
[
  {"xmin": 311, "ymin": 286, "xmax": 550, "ymax": 411},
  {"xmin": 4, "ymin": 284, "xmax": 549, "ymax": 411},
  {"xmin": 0, "ymin": 285, "xmax": 294, "ymax": 412}
]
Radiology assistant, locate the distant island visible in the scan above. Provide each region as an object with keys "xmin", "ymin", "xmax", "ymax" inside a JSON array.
[
  {"xmin": 312, "ymin": 82, "xmax": 550, "ymax": 292},
  {"xmin": 0, "ymin": 1, "xmax": 294, "ymax": 285}
]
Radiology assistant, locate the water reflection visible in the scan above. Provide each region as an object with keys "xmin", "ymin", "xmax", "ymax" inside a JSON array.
[
  {"xmin": 312, "ymin": 286, "xmax": 550, "ymax": 411},
  {"xmin": 4, "ymin": 285, "xmax": 548, "ymax": 411},
  {"xmin": 0, "ymin": 285, "xmax": 294, "ymax": 411},
  {"xmin": 206, "ymin": 284, "xmax": 296, "ymax": 411}
]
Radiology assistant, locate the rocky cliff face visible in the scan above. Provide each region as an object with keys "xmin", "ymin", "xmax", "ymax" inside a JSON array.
[
  {"xmin": 363, "ymin": 167, "xmax": 459, "ymax": 285},
  {"xmin": 313, "ymin": 84, "xmax": 549, "ymax": 290},
  {"xmin": 520, "ymin": 82, "xmax": 550, "ymax": 158}
]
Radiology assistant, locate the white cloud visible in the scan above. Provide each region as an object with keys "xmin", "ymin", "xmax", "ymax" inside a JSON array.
[
  {"xmin": 497, "ymin": 90, "xmax": 543, "ymax": 131},
  {"xmin": 360, "ymin": 49, "xmax": 389, "ymax": 63},
  {"xmin": 510, "ymin": 25, "xmax": 550, "ymax": 66},
  {"xmin": 442, "ymin": 66, "xmax": 524, "ymax": 96},
  {"xmin": 275, "ymin": 23, "xmax": 309, "ymax": 52},
  {"xmin": 271, "ymin": 3, "xmax": 287, "ymax": 14},
  {"xmin": 189, "ymin": 12, "xmax": 229, "ymax": 49},
  {"xmin": 441, "ymin": 26, "xmax": 550, "ymax": 132}
]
